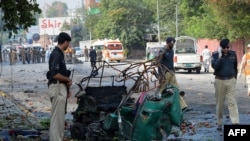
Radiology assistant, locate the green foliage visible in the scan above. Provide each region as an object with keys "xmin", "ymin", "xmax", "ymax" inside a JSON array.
[
  {"xmin": 73, "ymin": 7, "xmax": 91, "ymax": 41},
  {"xmin": 0, "ymin": 0, "xmax": 41, "ymax": 38},
  {"xmin": 157, "ymin": 0, "xmax": 180, "ymax": 38},
  {"xmin": 180, "ymin": 0, "xmax": 207, "ymax": 38},
  {"xmin": 85, "ymin": 0, "xmax": 155, "ymax": 49},
  {"xmin": 179, "ymin": 0, "xmax": 229, "ymax": 39},
  {"xmin": 60, "ymin": 17, "xmax": 84, "ymax": 46},
  {"xmin": 123, "ymin": 48, "xmax": 129, "ymax": 58},
  {"xmin": 81, "ymin": 0, "xmax": 250, "ymax": 52},
  {"xmin": 207, "ymin": 0, "xmax": 250, "ymax": 40},
  {"xmin": 179, "ymin": 0, "xmax": 250, "ymax": 40}
]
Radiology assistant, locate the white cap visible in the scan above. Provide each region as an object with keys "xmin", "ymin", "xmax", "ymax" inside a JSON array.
[{"xmin": 248, "ymin": 44, "xmax": 250, "ymax": 48}]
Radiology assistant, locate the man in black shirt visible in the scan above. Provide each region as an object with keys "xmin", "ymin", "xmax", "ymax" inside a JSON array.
[
  {"xmin": 47, "ymin": 32, "xmax": 72, "ymax": 141},
  {"xmin": 211, "ymin": 38, "xmax": 239, "ymax": 130},
  {"xmin": 156, "ymin": 37, "xmax": 187, "ymax": 110},
  {"xmin": 89, "ymin": 46, "xmax": 97, "ymax": 68}
]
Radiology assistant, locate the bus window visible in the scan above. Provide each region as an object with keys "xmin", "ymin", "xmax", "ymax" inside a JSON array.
[
  {"xmin": 107, "ymin": 44, "xmax": 122, "ymax": 50},
  {"xmin": 94, "ymin": 45, "xmax": 104, "ymax": 51}
]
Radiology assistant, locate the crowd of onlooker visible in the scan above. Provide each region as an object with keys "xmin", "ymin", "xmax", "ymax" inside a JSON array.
[{"xmin": 1, "ymin": 46, "xmax": 53, "ymax": 65}]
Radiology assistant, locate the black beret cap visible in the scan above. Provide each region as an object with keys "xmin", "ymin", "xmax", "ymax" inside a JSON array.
[
  {"xmin": 220, "ymin": 38, "xmax": 230, "ymax": 48},
  {"xmin": 166, "ymin": 37, "xmax": 175, "ymax": 43},
  {"xmin": 59, "ymin": 32, "xmax": 71, "ymax": 41}
]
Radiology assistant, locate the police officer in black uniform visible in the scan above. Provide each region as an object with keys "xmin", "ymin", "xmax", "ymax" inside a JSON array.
[
  {"xmin": 211, "ymin": 38, "xmax": 239, "ymax": 130},
  {"xmin": 156, "ymin": 37, "xmax": 187, "ymax": 110},
  {"xmin": 47, "ymin": 32, "xmax": 72, "ymax": 141}
]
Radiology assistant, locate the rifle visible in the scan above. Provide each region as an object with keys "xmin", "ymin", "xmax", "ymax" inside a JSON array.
[{"xmin": 65, "ymin": 68, "xmax": 74, "ymax": 114}]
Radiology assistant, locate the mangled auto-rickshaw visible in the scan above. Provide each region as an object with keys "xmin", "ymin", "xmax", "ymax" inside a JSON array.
[{"xmin": 70, "ymin": 59, "xmax": 183, "ymax": 141}]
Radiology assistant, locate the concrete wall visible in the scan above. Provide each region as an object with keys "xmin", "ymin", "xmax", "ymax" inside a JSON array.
[{"xmin": 197, "ymin": 38, "xmax": 245, "ymax": 64}]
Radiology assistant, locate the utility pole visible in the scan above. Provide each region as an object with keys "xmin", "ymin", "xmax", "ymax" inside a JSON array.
[
  {"xmin": 176, "ymin": 5, "xmax": 178, "ymax": 38},
  {"xmin": 157, "ymin": 0, "xmax": 160, "ymax": 44},
  {"xmin": 82, "ymin": 0, "xmax": 85, "ymax": 41},
  {"xmin": 0, "ymin": 8, "xmax": 2, "ymax": 45},
  {"xmin": 89, "ymin": 27, "xmax": 92, "ymax": 45}
]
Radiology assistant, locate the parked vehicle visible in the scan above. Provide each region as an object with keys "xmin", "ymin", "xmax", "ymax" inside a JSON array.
[
  {"xmin": 64, "ymin": 47, "xmax": 73, "ymax": 64},
  {"xmin": 74, "ymin": 47, "xmax": 84, "ymax": 57},
  {"xmin": 93, "ymin": 39, "xmax": 125, "ymax": 62},
  {"xmin": 145, "ymin": 42, "xmax": 165, "ymax": 60},
  {"xmin": 173, "ymin": 36, "xmax": 203, "ymax": 73},
  {"xmin": 92, "ymin": 40, "xmax": 105, "ymax": 51}
]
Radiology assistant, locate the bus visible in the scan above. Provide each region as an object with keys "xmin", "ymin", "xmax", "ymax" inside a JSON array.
[{"xmin": 93, "ymin": 39, "xmax": 125, "ymax": 62}]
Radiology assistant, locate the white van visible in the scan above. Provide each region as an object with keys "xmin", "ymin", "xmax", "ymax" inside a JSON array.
[
  {"xmin": 173, "ymin": 36, "xmax": 203, "ymax": 73},
  {"xmin": 93, "ymin": 40, "xmax": 105, "ymax": 51}
]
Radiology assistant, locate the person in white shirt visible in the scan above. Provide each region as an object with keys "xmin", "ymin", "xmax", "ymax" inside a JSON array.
[{"xmin": 202, "ymin": 45, "xmax": 211, "ymax": 72}]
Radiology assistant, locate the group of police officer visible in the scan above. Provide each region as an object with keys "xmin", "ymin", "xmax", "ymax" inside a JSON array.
[{"xmin": 1, "ymin": 46, "xmax": 47, "ymax": 65}]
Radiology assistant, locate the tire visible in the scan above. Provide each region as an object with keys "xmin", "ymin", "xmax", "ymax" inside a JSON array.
[
  {"xmin": 70, "ymin": 122, "xmax": 87, "ymax": 140},
  {"xmin": 196, "ymin": 68, "xmax": 201, "ymax": 74},
  {"xmin": 188, "ymin": 69, "xmax": 192, "ymax": 73}
]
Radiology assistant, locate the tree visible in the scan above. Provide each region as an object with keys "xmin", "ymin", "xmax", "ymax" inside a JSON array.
[
  {"xmin": 85, "ymin": 0, "xmax": 155, "ymax": 52},
  {"xmin": 179, "ymin": 0, "xmax": 250, "ymax": 40},
  {"xmin": 46, "ymin": 1, "xmax": 68, "ymax": 17},
  {"xmin": 179, "ymin": 0, "xmax": 225, "ymax": 38},
  {"xmin": 207, "ymin": 0, "xmax": 250, "ymax": 40},
  {"xmin": 0, "ymin": 0, "xmax": 41, "ymax": 37},
  {"xmin": 157, "ymin": 0, "xmax": 180, "ymax": 38},
  {"xmin": 61, "ymin": 17, "xmax": 84, "ymax": 47},
  {"xmin": 82, "ymin": 0, "xmax": 250, "ymax": 53},
  {"xmin": 59, "ymin": 6, "xmax": 88, "ymax": 47}
]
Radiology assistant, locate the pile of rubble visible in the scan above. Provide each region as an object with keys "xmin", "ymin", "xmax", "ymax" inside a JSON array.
[{"xmin": 0, "ymin": 91, "xmax": 49, "ymax": 140}]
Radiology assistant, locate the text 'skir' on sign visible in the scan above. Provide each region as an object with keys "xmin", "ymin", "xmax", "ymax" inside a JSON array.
[
  {"xmin": 39, "ymin": 17, "xmax": 71, "ymax": 36},
  {"xmin": 224, "ymin": 125, "xmax": 250, "ymax": 140},
  {"xmin": 41, "ymin": 19, "xmax": 62, "ymax": 28}
]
